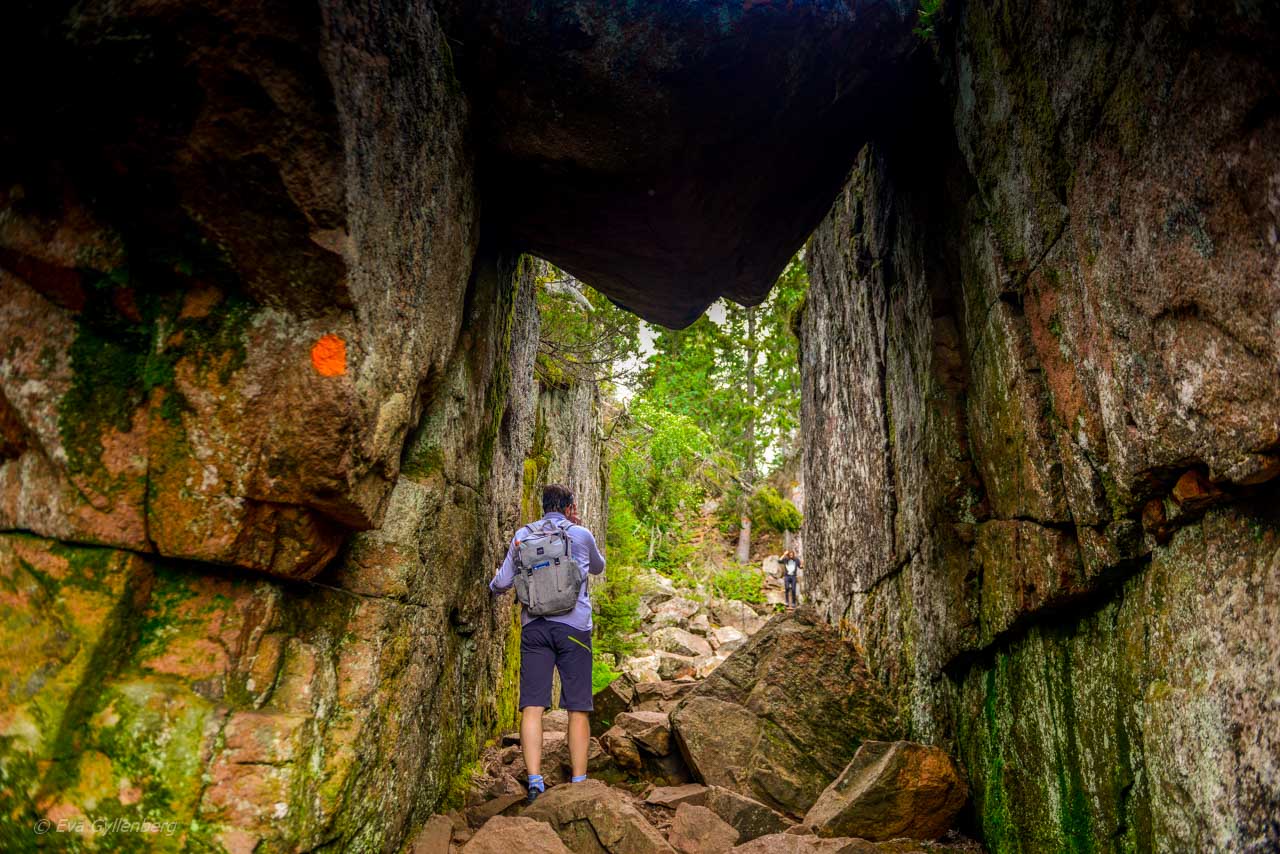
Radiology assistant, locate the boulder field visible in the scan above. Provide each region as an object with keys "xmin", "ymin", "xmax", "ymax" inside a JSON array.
[{"xmin": 421, "ymin": 610, "xmax": 979, "ymax": 853}]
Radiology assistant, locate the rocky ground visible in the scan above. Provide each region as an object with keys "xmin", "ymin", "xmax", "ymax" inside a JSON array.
[{"xmin": 405, "ymin": 572, "xmax": 986, "ymax": 853}]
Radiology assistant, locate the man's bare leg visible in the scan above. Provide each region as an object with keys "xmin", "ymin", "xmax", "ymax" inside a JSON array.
[
  {"xmin": 522, "ymin": 706, "xmax": 545, "ymax": 779},
  {"xmin": 568, "ymin": 710, "xmax": 591, "ymax": 779}
]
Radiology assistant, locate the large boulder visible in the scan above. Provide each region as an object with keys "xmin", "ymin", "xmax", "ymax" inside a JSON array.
[
  {"xmin": 653, "ymin": 626, "xmax": 715, "ymax": 659},
  {"xmin": 729, "ymin": 834, "xmax": 980, "ymax": 853},
  {"xmin": 658, "ymin": 652, "xmax": 701, "ymax": 681},
  {"xmin": 669, "ymin": 803, "xmax": 741, "ymax": 854},
  {"xmin": 466, "ymin": 795, "xmax": 527, "ymax": 830},
  {"xmin": 728, "ymin": 835, "xmax": 877, "ymax": 854},
  {"xmin": 543, "ymin": 709, "xmax": 571, "ymax": 733},
  {"xmin": 639, "ymin": 573, "xmax": 678, "ymax": 609},
  {"xmin": 634, "ymin": 680, "xmax": 697, "ymax": 712},
  {"xmin": 804, "ymin": 742, "xmax": 968, "ymax": 842},
  {"xmin": 409, "ymin": 815, "xmax": 455, "ymax": 853},
  {"xmin": 649, "ymin": 597, "xmax": 703, "ymax": 629},
  {"xmin": 614, "ymin": 710, "xmax": 674, "ymax": 756},
  {"xmin": 703, "ymin": 787, "xmax": 794, "ymax": 842},
  {"xmin": 623, "ymin": 653, "xmax": 663, "ymax": 684},
  {"xmin": 707, "ymin": 600, "xmax": 768, "ymax": 635},
  {"xmin": 600, "ymin": 726, "xmax": 644, "ymax": 771},
  {"xmin": 523, "ymin": 779, "xmax": 677, "ymax": 853},
  {"xmin": 463, "ymin": 816, "xmax": 572, "ymax": 854},
  {"xmin": 671, "ymin": 610, "xmax": 900, "ymax": 817},
  {"xmin": 437, "ymin": 1, "xmax": 917, "ymax": 326},
  {"xmin": 688, "ymin": 613, "xmax": 714, "ymax": 636},
  {"xmin": 694, "ymin": 653, "xmax": 731, "ymax": 680},
  {"xmin": 709, "ymin": 626, "xmax": 748, "ymax": 653},
  {"xmin": 647, "ymin": 784, "xmax": 710, "ymax": 809},
  {"xmin": 592, "ymin": 678, "xmax": 635, "ymax": 736}
]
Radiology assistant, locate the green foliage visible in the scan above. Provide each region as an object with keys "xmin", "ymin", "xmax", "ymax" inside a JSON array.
[
  {"xmin": 638, "ymin": 255, "xmax": 807, "ymax": 490},
  {"xmin": 611, "ymin": 400, "xmax": 714, "ymax": 541},
  {"xmin": 749, "ymin": 485, "xmax": 803, "ymax": 534},
  {"xmin": 710, "ymin": 565, "xmax": 765, "ymax": 605},
  {"xmin": 592, "ymin": 563, "xmax": 642, "ymax": 661},
  {"xmin": 535, "ymin": 264, "xmax": 641, "ymax": 393},
  {"xmin": 626, "ymin": 253, "xmax": 808, "ymax": 565},
  {"xmin": 591, "ymin": 657, "xmax": 622, "ymax": 695},
  {"xmin": 915, "ymin": 0, "xmax": 944, "ymax": 40}
]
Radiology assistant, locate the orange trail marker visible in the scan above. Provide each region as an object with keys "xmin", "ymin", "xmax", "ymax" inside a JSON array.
[{"xmin": 311, "ymin": 334, "xmax": 347, "ymax": 377}]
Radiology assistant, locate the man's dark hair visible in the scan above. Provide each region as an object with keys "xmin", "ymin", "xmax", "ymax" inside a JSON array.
[{"xmin": 542, "ymin": 484, "xmax": 574, "ymax": 514}]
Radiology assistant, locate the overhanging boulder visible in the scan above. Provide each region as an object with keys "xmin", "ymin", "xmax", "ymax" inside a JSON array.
[{"xmin": 439, "ymin": 0, "xmax": 918, "ymax": 326}]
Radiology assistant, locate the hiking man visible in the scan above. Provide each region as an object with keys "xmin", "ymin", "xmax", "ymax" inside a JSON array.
[
  {"xmin": 780, "ymin": 549, "xmax": 801, "ymax": 608},
  {"xmin": 490, "ymin": 483, "xmax": 605, "ymax": 804}
]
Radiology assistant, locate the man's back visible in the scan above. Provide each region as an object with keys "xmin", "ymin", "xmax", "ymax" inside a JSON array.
[{"xmin": 491, "ymin": 510, "xmax": 605, "ymax": 630}]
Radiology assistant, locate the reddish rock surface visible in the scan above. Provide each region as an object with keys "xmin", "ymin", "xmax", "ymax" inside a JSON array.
[
  {"xmin": 648, "ymin": 785, "xmax": 711, "ymax": 809},
  {"xmin": 409, "ymin": 815, "xmax": 455, "ymax": 853},
  {"xmin": 669, "ymin": 803, "xmax": 741, "ymax": 854},
  {"xmin": 463, "ymin": 816, "xmax": 572, "ymax": 854},
  {"xmin": 804, "ymin": 742, "xmax": 968, "ymax": 842},
  {"xmin": 614, "ymin": 710, "xmax": 674, "ymax": 757},
  {"xmin": 523, "ymin": 779, "xmax": 677, "ymax": 853}
]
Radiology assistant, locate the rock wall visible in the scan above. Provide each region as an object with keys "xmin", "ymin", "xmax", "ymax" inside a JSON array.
[
  {"xmin": 800, "ymin": 1, "xmax": 1280, "ymax": 851},
  {"xmin": 524, "ymin": 378, "xmax": 608, "ymax": 539},
  {"xmin": 0, "ymin": 252, "xmax": 539, "ymax": 853},
  {"xmin": 0, "ymin": 4, "xmax": 546, "ymax": 851},
  {"xmin": 1, "ymin": 0, "xmax": 482, "ymax": 580}
]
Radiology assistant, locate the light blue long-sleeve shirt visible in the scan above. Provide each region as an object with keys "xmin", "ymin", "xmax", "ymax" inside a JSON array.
[{"xmin": 490, "ymin": 512, "xmax": 606, "ymax": 631}]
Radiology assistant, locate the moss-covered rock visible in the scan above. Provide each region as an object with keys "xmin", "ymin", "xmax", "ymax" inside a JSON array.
[{"xmin": 800, "ymin": 3, "xmax": 1280, "ymax": 850}]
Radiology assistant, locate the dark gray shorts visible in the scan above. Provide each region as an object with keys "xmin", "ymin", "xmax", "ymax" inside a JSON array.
[{"xmin": 520, "ymin": 618, "xmax": 593, "ymax": 711}]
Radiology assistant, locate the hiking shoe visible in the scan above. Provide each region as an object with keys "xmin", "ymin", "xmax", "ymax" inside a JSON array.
[{"xmin": 525, "ymin": 774, "xmax": 545, "ymax": 805}]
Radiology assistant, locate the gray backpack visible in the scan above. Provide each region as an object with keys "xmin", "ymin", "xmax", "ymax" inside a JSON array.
[{"xmin": 513, "ymin": 519, "xmax": 583, "ymax": 616}]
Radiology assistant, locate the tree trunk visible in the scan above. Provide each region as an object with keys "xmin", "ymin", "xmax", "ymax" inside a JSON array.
[
  {"xmin": 735, "ymin": 515, "xmax": 752, "ymax": 564},
  {"xmin": 735, "ymin": 306, "xmax": 758, "ymax": 565}
]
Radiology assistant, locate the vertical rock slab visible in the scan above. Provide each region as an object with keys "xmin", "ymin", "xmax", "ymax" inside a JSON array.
[
  {"xmin": 800, "ymin": 1, "xmax": 1280, "ymax": 850},
  {"xmin": 671, "ymin": 610, "xmax": 900, "ymax": 817},
  {"xmin": 0, "ymin": 251, "xmax": 541, "ymax": 852}
]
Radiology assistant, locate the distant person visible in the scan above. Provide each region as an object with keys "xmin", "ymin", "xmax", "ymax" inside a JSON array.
[
  {"xmin": 780, "ymin": 549, "xmax": 801, "ymax": 609},
  {"xmin": 490, "ymin": 483, "xmax": 605, "ymax": 804}
]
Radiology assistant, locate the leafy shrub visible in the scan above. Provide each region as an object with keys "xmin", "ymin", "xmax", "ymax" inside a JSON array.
[
  {"xmin": 748, "ymin": 485, "xmax": 802, "ymax": 534},
  {"xmin": 593, "ymin": 563, "xmax": 642, "ymax": 661},
  {"xmin": 914, "ymin": 0, "xmax": 943, "ymax": 39},
  {"xmin": 710, "ymin": 565, "xmax": 765, "ymax": 604},
  {"xmin": 591, "ymin": 657, "xmax": 622, "ymax": 694}
]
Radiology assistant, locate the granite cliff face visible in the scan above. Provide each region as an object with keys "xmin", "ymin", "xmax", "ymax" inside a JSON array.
[
  {"xmin": 0, "ymin": 3, "xmax": 541, "ymax": 850},
  {"xmin": 524, "ymin": 376, "xmax": 608, "ymax": 539},
  {"xmin": 800, "ymin": 2, "xmax": 1280, "ymax": 850}
]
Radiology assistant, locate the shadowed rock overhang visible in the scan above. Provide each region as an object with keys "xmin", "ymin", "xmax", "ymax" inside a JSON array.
[{"xmin": 439, "ymin": 0, "xmax": 919, "ymax": 327}]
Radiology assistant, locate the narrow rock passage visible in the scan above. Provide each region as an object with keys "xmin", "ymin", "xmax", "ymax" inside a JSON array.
[{"xmin": 1, "ymin": 1, "xmax": 1276, "ymax": 852}]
